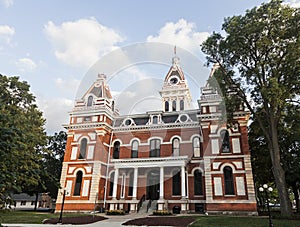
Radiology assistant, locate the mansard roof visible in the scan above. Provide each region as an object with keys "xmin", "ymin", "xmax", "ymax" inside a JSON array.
[
  {"xmin": 114, "ymin": 109, "xmax": 199, "ymax": 128},
  {"xmin": 83, "ymin": 74, "xmax": 112, "ymax": 99}
]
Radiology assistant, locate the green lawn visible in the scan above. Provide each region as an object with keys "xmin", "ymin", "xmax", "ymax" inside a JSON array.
[
  {"xmin": 1, "ymin": 211, "xmax": 300, "ymax": 227},
  {"xmin": 0, "ymin": 210, "xmax": 90, "ymax": 224},
  {"xmin": 190, "ymin": 216, "xmax": 300, "ymax": 227}
]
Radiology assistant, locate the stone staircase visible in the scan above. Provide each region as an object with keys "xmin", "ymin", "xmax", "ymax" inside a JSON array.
[
  {"xmin": 138, "ymin": 200, "xmax": 157, "ymax": 214},
  {"xmin": 147, "ymin": 200, "xmax": 157, "ymax": 213}
]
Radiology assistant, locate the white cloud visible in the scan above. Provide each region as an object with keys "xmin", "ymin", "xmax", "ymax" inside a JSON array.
[
  {"xmin": 37, "ymin": 97, "xmax": 73, "ymax": 134},
  {"xmin": 147, "ymin": 19, "xmax": 209, "ymax": 54},
  {"xmin": 44, "ymin": 18, "xmax": 125, "ymax": 68},
  {"xmin": 0, "ymin": 25, "xmax": 15, "ymax": 45},
  {"xmin": 285, "ymin": 0, "xmax": 300, "ymax": 8},
  {"xmin": 55, "ymin": 77, "xmax": 81, "ymax": 94},
  {"xmin": 2, "ymin": 0, "xmax": 13, "ymax": 8},
  {"xmin": 15, "ymin": 57, "xmax": 37, "ymax": 72}
]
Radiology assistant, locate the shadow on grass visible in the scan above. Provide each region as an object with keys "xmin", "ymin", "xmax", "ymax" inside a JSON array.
[{"xmin": 43, "ymin": 216, "xmax": 107, "ymax": 225}]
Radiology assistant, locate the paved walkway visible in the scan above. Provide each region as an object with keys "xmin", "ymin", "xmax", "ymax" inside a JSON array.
[{"xmin": 3, "ymin": 213, "xmax": 170, "ymax": 227}]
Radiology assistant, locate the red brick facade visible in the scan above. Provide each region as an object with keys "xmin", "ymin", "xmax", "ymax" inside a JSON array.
[{"xmin": 55, "ymin": 60, "xmax": 257, "ymax": 215}]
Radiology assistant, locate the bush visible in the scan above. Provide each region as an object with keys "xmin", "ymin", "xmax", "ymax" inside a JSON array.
[
  {"xmin": 106, "ymin": 210, "xmax": 125, "ymax": 215},
  {"xmin": 153, "ymin": 210, "xmax": 172, "ymax": 216}
]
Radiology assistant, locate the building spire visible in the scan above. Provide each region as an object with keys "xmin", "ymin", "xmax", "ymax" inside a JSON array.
[{"xmin": 172, "ymin": 45, "xmax": 180, "ymax": 67}]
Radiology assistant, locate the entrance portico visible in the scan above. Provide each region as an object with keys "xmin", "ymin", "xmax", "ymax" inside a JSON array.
[{"xmin": 110, "ymin": 156, "xmax": 189, "ymax": 212}]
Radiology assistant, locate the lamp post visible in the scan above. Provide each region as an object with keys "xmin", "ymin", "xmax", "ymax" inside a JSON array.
[
  {"xmin": 259, "ymin": 184, "xmax": 274, "ymax": 227},
  {"xmin": 58, "ymin": 189, "xmax": 67, "ymax": 224},
  {"xmin": 93, "ymin": 192, "xmax": 98, "ymax": 221}
]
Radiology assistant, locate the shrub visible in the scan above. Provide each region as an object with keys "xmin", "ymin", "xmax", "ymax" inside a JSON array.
[
  {"xmin": 106, "ymin": 210, "xmax": 125, "ymax": 215},
  {"xmin": 153, "ymin": 210, "xmax": 172, "ymax": 216}
]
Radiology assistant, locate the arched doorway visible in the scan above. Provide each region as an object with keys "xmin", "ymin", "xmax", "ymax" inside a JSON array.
[{"xmin": 146, "ymin": 170, "xmax": 160, "ymax": 200}]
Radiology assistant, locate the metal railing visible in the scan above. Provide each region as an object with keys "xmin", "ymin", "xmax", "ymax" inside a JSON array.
[
  {"xmin": 137, "ymin": 194, "xmax": 145, "ymax": 212},
  {"xmin": 146, "ymin": 199, "xmax": 152, "ymax": 213}
]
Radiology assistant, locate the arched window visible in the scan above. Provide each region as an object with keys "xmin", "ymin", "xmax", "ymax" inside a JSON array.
[
  {"xmin": 78, "ymin": 138, "xmax": 87, "ymax": 159},
  {"xmin": 224, "ymin": 166, "xmax": 234, "ymax": 195},
  {"xmin": 193, "ymin": 137, "xmax": 201, "ymax": 157},
  {"xmin": 131, "ymin": 140, "xmax": 138, "ymax": 158},
  {"xmin": 221, "ymin": 130, "xmax": 230, "ymax": 153},
  {"xmin": 153, "ymin": 116, "xmax": 158, "ymax": 124},
  {"xmin": 172, "ymin": 100, "xmax": 176, "ymax": 111},
  {"xmin": 150, "ymin": 139, "xmax": 160, "ymax": 157},
  {"xmin": 172, "ymin": 138, "xmax": 180, "ymax": 156},
  {"xmin": 194, "ymin": 170, "xmax": 203, "ymax": 195},
  {"xmin": 180, "ymin": 100, "xmax": 184, "ymax": 110},
  {"xmin": 113, "ymin": 141, "xmax": 120, "ymax": 159},
  {"xmin": 165, "ymin": 101, "xmax": 169, "ymax": 112},
  {"xmin": 128, "ymin": 172, "xmax": 134, "ymax": 196},
  {"xmin": 109, "ymin": 172, "xmax": 115, "ymax": 196},
  {"xmin": 172, "ymin": 171, "xmax": 181, "ymax": 195},
  {"xmin": 87, "ymin": 95, "xmax": 93, "ymax": 107},
  {"xmin": 73, "ymin": 171, "xmax": 83, "ymax": 196}
]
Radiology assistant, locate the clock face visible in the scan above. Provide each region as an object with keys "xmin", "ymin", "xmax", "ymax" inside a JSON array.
[{"xmin": 169, "ymin": 76, "xmax": 179, "ymax": 85}]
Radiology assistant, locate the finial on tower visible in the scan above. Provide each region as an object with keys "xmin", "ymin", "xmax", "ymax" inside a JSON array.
[{"xmin": 172, "ymin": 45, "xmax": 180, "ymax": 67}]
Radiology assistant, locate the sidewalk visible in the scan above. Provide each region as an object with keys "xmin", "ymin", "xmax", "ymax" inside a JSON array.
[{"xmin": 2, "ymin": 213, "xmax": 157, "ymax": 227}]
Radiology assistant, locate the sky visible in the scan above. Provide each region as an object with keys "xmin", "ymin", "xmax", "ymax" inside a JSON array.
[{"xmin": 1, "ymin": 0, "xmax": 299, "ymax": 134}]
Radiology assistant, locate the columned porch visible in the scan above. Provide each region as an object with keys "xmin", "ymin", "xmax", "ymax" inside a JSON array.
[{"xmin": 109, "ymin": 156, "xmax": 189, "ymax": 213}]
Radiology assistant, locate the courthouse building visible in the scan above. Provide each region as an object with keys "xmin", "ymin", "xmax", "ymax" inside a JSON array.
[{"xmin": 55, "ymin": 54, "xmax": 257, "ymax": 214}]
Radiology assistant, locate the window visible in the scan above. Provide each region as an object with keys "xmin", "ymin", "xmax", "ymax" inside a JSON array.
[
  {"xmin": 128, "ymin": 172, "xmax": 134, "ymax": 196},
  {"xmin": 87, "ymin": 95, "xmax": 93, "ymax": 107},
  {"xmin": 224, "ymin": 166, "xmax": 234, "ymax": 195},
  {"xmin": 125, "ymin": 119, "xmax": 132, "ymax": 126},
  {"xmin": 121, "ymin": 174, "xmax": 126, "ymax": 198},
  {"xmin": 172, "ymin": 100, "xmax": 176, "ymax": 111},
  {"xmin": 153, "ymin": 116, "xmax": 158, "ymax": 124},
  {"xmin": 112, "ymin": 100, "xmax": 115, "ymax": 111},
  {"xmin": 172, "ymin": 171, "xmax": 181, "ymax": 195},
  {"xmin": 78, "ymin": 138, "xmax": 87, "ymax": 159},
  {"xmin": 113, "ymin": 141, "xmax": 120, "ymax": 159},
  {"xmin": 221, "ymin": 130, "xmax": 230, "ymax": 153},
  {"xmin": 131, "ymin": 140, "xmax": 138, "ymax": 158},
  {"xmin": 150, "ymin": 139, "xmax": 160, "ymax": 157},
  {"xmin": 180, "ymin": 100, "xmax": 184, "ymax": 110},
  {"xmin": 20, "ymin": 201, "xmax": 26, "ymax": 206},
  {"xmin": 74, "ymin": 171, "xmax": 83, "ymax": 196},
  {"xmin": 194, "ymin": 170, "xmax": 203, "ymax": 195},
  {"xmin": 109, "ymin": 172, "xmax": 115, "ymax": 196},
  {"xmin": 165, "ymin": 101, "xmax": 169, "ymax": 112},
  {"xmin": 84, "ymin": 116, "xmax": 91, "ymax": 122},
  {"xmin": 172, "ymin": 138, "xmax": 180, "ymax": 156},
  {"xmin": 193, "ymin": 137, "xmax": 201, "ymax": 157}
]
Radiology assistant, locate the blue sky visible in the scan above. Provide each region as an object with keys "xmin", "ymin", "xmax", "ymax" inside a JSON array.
[{"xmin": 1, "ymin": 0, "xmax": 299, "ymax": 134}]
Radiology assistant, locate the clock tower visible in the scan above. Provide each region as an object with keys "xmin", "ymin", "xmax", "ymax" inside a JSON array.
[{"xmin": 160, "ymin": 52, "xmax": 192, "ymax": 112}]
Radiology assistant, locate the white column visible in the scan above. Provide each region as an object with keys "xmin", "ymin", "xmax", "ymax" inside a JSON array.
[
  {"xmin": 112, "ymin": 168, "xmax": 119, "ymax": 199},
  {"xmin": 186, "ymin": 170, "xmax": 189, "ymax": 198},
  {"xmin": 181, "ymin": 166, "xmax": 186, "ymax": 198},
  {"xmin": 133, "ymin": 168, "xmax": 138, "ymax": 199},
  {"xmin": 160, "ymin": 167, "xmax": 164, "ymax": 199}
]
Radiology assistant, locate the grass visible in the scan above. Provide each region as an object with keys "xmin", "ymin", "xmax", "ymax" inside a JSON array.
[
  {"xmin": 189, "ymin": 216, "xmax": 300, "ymax": 227},
  {"xmin": 0, "ymin": 210, "xmax": 90, "ymax": 224},
  {"xmin": 1, "ymin": 210, "xmax": 300, "ymax": 226}
]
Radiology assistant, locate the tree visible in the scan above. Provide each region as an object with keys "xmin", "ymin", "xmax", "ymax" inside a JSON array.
[
  {"xmin": 201, "ymin": 0, "xmax": 299, "ymax": 216},
  {"xmin": 23, "ymin": 131, "xmax": 66, "ymax": 210},
  {"xmin": 43, "ymin": 131, "xmax": 66, "ymax": 199},
  {"xmin": 0, "ymin": 74, "xmax": 46, "ymax": 208},
  {"xmin": 280, "ymin": 105, "xmax": 300, "ymax": 213},
  {"xmin": 249, "ymin": 105, "xmax": 300, "ymax": 213}
]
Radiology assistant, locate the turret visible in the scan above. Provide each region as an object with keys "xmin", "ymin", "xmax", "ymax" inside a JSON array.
[{"xmin": 160, "ymin": 50, "xmax": 192, "ymax": 112}]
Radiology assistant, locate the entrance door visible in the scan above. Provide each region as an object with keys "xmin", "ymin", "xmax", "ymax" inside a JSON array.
[{"xmin": 146, "ymin": 170, "xmax": 160, "ymax": 200}]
